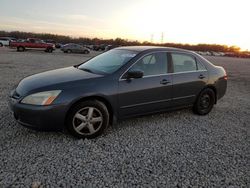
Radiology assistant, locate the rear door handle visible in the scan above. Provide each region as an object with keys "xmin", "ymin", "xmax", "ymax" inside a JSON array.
[
  {"xmin": 160, "ymin": 79, "xmax": 171, "ymax": 85},
  {"xmin": 198, "ymin": 74, "xmax": 205, "ymax": 79}
]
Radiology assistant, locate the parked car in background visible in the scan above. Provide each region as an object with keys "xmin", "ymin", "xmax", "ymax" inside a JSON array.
[
  {"xmin": 85, "ymin": 45, "xmax": 94, "ymax": 50},
  {"xmin": 9, "ymin": 46, "xmax": 227, "ymax": 138},
  {"xmin": 61, "ymin": 43, "xmax": 90, "ymax": 54},
  {"xmin": 10, "ymin": 38, "xmax": 55, "ymax": 52},
  {"xmin": 16, "ymin": 39, "xmax": 26, "ymax": 42},
  {"xmin": 93, "ymin": 45, "xmax": 100, "ymax": 51},
  {"xmin": 44, "ymin": 39, "xmax": 62, "ymax": 48},
  {"xmin": 218, "ymin": 52, "xmax": 225, "ymax": 56},
  {"xmin": 93, "ymin": 44, "xmax": 107, "ymax": 51},
  {"xmin": 0, "ymin": 37, "xmax": 16, "ymax": 47},
  {"xmin": 105, "ymin": 45, "xmax": 119, "ymax": 51},
  {"xmin": 55, "ymin": 43, "xmax": 63, "ymax": 48},
  {"xmin": 197, "ymin": 51, "xmax": 211, "ymax": 56},
  {"xmin": 211, "ymin": 51, "xmax": 225, "ymax": 56},
  {"xmin": 44, "ymin": 39, "xmax": 55, "ymax": 44},
  {"xmin": 0, "ymin": 37, "xmax": 9, "ymax": 47}
]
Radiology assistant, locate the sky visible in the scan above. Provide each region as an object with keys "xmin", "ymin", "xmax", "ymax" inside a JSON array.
[{"xmin": 0, "ymin": 0, "xmax": 250, "ymax": 50}]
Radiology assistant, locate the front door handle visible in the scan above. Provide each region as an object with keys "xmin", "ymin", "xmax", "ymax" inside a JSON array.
[
  {"xmin": 160, "ymin": 79, "xmax": 171, "ymax": 85},
  {"xmin": 198, "ymin": 74, "xmax": 205, "ymax": 79}
]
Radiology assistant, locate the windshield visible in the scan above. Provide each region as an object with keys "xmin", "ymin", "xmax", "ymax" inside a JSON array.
[{"xmin": 78, "ymin": 49, "xmax": 138, "ymax": 74}]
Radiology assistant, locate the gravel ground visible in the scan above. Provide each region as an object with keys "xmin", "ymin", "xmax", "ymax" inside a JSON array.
[{"xmin": 0, "ymin": 48, "xmax": 249, "ymax": 187}]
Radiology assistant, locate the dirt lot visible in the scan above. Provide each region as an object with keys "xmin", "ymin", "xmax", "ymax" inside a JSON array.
[{"xmin": 0, "ymin": 48, "xmax": 249, "ymax": 187}]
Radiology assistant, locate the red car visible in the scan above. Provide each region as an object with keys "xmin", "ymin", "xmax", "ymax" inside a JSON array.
[{"xmin": 10, "ymin": 38, "xmax": 55, "ymax": 53}]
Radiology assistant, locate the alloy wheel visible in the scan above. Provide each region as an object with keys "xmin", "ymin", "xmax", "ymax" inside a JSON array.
[{"xmin": 72, "ymin": 107, "xmax": 103, "ymax": 136}]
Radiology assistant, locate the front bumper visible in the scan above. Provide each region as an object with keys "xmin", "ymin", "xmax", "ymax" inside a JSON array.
[{"xmin": 9, "ymin": 97, "xmax": 67, "ymax": 131}]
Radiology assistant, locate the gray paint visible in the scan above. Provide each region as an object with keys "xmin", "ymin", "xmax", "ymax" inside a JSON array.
[{"xmin": 9, "ymin": 47, "xmax": 227, "ymax": 130}]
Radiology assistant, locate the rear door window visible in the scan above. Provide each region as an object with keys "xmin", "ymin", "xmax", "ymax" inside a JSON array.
[
  {"xmin": 171, "ymin": 53, "xmax": 197, "ymax": 73},
  {"xmin": 197, "ymin": 61, "xmax": 207, "ymax": 70}
]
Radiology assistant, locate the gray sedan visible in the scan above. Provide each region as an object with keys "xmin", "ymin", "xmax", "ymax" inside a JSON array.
[
  {"xmin": 61, "ymin": 43, "xmax": 90, "ymax": 54},
  {"xmin": 9, "ymin": 46, "xmax": 227, "ymax": 138}
]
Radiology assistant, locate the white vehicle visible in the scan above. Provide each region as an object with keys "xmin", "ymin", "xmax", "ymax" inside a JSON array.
[
  {"xmin": 0, "ymin": 37, "xmax": 15, "ymax": 47},
  {"xmin": 198, "ymin": 51, "xmax": 210, "ymax": 56},
  {"xmin": 218, "ymin": 52, "xmax": 225, "ymax": 56}
]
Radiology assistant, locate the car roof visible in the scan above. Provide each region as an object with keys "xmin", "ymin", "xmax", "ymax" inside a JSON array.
[{"xmin": 116, "ymin": 46, "xmax": 192, "ymax": 53}]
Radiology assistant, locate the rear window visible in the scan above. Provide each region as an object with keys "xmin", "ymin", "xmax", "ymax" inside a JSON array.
[{"xmin": 171, "ymin": 53, "xmax": 206, "ymax": 73}]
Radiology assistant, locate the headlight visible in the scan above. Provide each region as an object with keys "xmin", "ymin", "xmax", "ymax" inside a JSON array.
[{"xmin": 21, "ymin": 90, "xmax": 61, "ymax": 105}]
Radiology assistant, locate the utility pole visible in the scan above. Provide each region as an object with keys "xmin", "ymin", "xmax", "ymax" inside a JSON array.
[
  {"xmin": 161, "ymin": 32, "xmax": 164, "ymax": 44},
  {"xmin": 150, "ymin": 34, "xmax": 154, "ymax": 43}
]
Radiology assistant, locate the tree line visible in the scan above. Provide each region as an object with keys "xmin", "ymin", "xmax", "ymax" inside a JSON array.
[{"xmin": 0, "ymin": 30, "xmax": 241, "ymax": 52}]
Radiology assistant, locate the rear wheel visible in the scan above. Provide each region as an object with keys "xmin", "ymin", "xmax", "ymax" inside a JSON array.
[
  {"xmin": 193, "ymin": 88, "xmax": 215, "ymax": 115},
  {"xmin": 46, "ymin": 47, "xmax": 53, "ymax": 53},
  {"xmin": 67, "ymin": 49, "xmax": 72, "ymax": 53},
  {"xmin": 17, "ymin": 46, "xmax": 25, "ymax": 52},
  {"xmin": 0, "ymin": 43, "xmax": 3, "ymax": 47},
  {"xmin": 83, "ymin": 50, "xmax": 89, "ymax": 54},
  {"xmin": 67, "ymin": 100, "xmax": 109, "ymax": 139}
]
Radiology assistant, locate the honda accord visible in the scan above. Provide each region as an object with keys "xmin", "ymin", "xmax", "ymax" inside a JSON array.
[{"xmin": 9, "ymin": 46, "xmax": 227, "ymax": 138}]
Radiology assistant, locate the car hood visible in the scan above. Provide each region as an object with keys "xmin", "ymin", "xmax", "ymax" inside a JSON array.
[{"xmin": 16, "ymin": 66, "xmax": 102, "ymax": 96}]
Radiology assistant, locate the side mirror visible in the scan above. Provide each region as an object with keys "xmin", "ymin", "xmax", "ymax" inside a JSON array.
[{"xmin": 126, "ymin": 70, "xmax": 143, "ymax": 79}]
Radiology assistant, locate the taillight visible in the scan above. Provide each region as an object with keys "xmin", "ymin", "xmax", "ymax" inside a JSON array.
[{"xmin": 223, "ymin": 75, "xmax": 228, "ymax": 80}]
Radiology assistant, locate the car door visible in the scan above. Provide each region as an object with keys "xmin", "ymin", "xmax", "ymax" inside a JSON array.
[
  {"xmin": 79, "ymin": 46, "xmax": 86, "ymax": 53},
  {"xmin": 35, "ymin": 40, "xmax": 44, "ymax": 49},
  {"xmin": 72, "ymin": 45, "xmax": 78, "ymax": 53},
  {"xmin": 72, "ymin": 44, "xmax": 79, "ymax": 53},
  {"xmin": 118, "ymin": 52, "xmax": 173, "ymax": 118},
  {"xmin": 170, "ymin": 52, "xmax": 208, "ymax": 106},
  {"xmin": 39, "ymin": 40, "xmax": 47, "ymax": 49},
  {"xmin": 27, "ymin": 39, "xmax": 35, "ymax": 48}
]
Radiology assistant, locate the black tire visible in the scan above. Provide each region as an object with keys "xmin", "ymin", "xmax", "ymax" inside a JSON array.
[
  {"xmin": 66, "ymin": 100, "xmax": 109, "ymax": 139},
  {"xmin": 17, "ymin": 46, "xmax": 25, "ymax": 52},
  {"xmin": 83, "ymin": 50, "xmax": 89, "ymax": 54},
  {"xmin": 67, "ymin": 49, "xmax": 72, "ymax": 53},
  {"xmin": 193, "ymin": 88, "xmax": 215, "ymax": 115},
  {"xmin": 46, "ymin": 47, "xmax": 53, "ymax": 53},
  {"xmin": 0, "ymin": 43, "xmax": 3, "ymax": 47}
]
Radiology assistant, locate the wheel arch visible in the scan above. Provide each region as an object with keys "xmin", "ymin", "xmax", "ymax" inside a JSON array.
[{"xmin": 65, "ymin": 95, "xmax": 115, "ymax": 126}]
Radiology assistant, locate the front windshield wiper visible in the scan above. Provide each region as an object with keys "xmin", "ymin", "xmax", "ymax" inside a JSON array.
[
  {"xmin": 79, "ymin": 67, "xmax": 94, "ymax": 73},
  {"xmin": 75, "ymin": 66, "xmax": 108, "ymax": 75}
]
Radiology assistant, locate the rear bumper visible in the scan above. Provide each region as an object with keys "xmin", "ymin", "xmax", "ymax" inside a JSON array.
[
  {"xmin": 216, "ymin": 77, "xmax": 227, "ymax": 100},
  {"xmin": 9, "ymin": 97, "xmax": 67, "ymax": 131}
]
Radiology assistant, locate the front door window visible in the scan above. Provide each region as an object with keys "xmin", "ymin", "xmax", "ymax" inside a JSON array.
[{"xmin": 130, "ymin": 52, "xmax": 168, "ymax": 76}]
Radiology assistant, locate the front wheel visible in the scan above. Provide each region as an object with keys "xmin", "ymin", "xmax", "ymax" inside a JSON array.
[
  {"xmin": 0, "ymin": 43, "xmax": 3, "ymax": 47},
  {"xmin": 193, "ymin": 88, "xmax": 215, "ymax": 115},
  {"xmin": 66, "ymin": 100, "xmax": 109, "ymax": 139},
  {"xmin": 17, "ymin": 46, "xmax": 25, "ymax": 52}
]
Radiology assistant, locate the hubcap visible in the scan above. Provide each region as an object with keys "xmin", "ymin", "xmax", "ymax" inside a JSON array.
[
  {"xmin": 200, "ymin": 94, "xmax": 210, "ymax": 109},
  {"xmin": 73, "ymin": 107, "xmax": 103, "ymax": 135}
]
